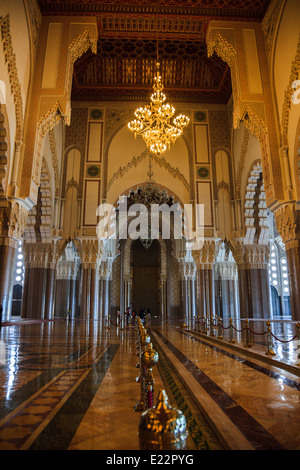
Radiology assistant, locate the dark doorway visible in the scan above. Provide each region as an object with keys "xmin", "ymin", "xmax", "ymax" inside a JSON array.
[
  {"xmin": 12, "ymin": 284, "xmax": 23, "ymax": 316},
  {"xmin": 131, "ymin": 239, "xmax": 160, "ymax": 316}
]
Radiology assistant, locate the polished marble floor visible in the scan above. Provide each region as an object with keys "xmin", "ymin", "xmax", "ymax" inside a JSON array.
[{"xmin": 0, "ymin": 318, "xmax": 299, "ymax": 451}]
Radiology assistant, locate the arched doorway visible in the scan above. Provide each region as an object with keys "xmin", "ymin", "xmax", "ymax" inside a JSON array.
[{"xmin": 131, "ymin": 239, "xmax": 160, "ymax": 316}]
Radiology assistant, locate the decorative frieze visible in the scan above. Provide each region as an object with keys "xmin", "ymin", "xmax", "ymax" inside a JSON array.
[
  {"xmin": 192, "ymin": 239, "xmax": 220, "ymax": 268},
  {"xmin": 230, "ymin": 240, "xmax": 270, "ymax": 269},
  {"xmin": 0, "ymin": 15, "xmax": 24, "ymax": 142},
  {"xmin": 207, "ymin": 31, "xmax": 237, "ymax": 68},
  {"xmin": 274, "ymin": 204, "xmax": 300, "ymax": 249}
]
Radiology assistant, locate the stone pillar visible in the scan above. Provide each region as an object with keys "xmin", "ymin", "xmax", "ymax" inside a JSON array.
[
  {"xmin": 0, "ymin": 239, "xmax": 17, "ymax": 321},
  {"xmin": 232, "ymin": 241, "xmax": 272, "ymax": 333},
  {"xmin": 124, "ymin": 274, "xmax": 130, "ymax": 312},
  {"xmin": 197, "ymin": 268, "xmax": 206, "ymax": 318},
  {"xmin": 193, "ymin": 240, "xmax": 220, "ymax": 321},
  {"xmin": 22, "ymin": 242, "xmax": 57, "ymax": 319},
  {"xmin": 0, "ymin": 202, "xmax": 28, "ymax": 321},
  {"xmin": 80, "ymin": 264, "xmax": 90, "ymax": 319},
  {"xmin": 98, "ymin": 278, "xmax": 104, "ymax": 318},
  {"xmin": 206, "ymin": 267, "xmax": 215, "ymax": 318},
  {"xmin": 179, "ymin": 258, "xmax": 197, "ymax": 326},
  {"xmin": 75, "ymin": 238, "xmax": 100, "ymax": 320},
  {"xmin": 44, "ymin": 267, "xmax": 56, "ymax": 319},
  {"xmin": 275, "ymin": 205, "xmax": 300, "ymax": 321},
  {"xmin": 215, "ymin": 262, "xmax": 239, "ymax": 322},
  {"xmin": 160, "ymin": 275, "xmax": 167, "ymax": 321},
  {"xmin": 285, "ymin": 246, "xmax": 300, "ymax": 320},
  {"xmin": 90, "ymin": 264, "xmax": 98, "ymax": 320}
]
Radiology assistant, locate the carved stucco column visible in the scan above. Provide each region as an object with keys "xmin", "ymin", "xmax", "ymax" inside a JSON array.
[
  {"xmin": 193, "ymin": 240, "xmax": 220, "ymax": 320},
  {"xmin": 274, "ymin": 205, "xmax": 300, "ymax": 321},
  {"xmin": 99, "ymin": 259, "xmax": 112, "ymax": 320},
  {"xmin": 76, "ymin": 239, "xmax": 100, "ymax": 320},
  {"xmin": 179, "ymin": 258, "xmax": 197, "ymax": 327},
  {"xmin": 231, "ymin": 241, "xmax": 271, "ymax": 331}
]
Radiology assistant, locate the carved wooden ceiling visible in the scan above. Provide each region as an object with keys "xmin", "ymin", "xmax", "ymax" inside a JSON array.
[{"xmin": 37, "ymin": 0, "xmax": 271, "ymax": 103}]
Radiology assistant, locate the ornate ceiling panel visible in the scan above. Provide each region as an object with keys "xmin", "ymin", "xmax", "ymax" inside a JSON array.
[{"xmin": 37, "ymin": 0, "xmax": 271, "ymax": 103}]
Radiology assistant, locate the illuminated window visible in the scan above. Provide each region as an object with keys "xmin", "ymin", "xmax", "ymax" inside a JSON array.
[{"xmin": 14, "ymin": 240, "xmax": 24, "ymax": 286}]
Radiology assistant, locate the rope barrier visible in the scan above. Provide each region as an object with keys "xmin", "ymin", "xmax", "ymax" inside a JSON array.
[{"xmin": 190, "ymin": 316, "xmax": 300, "ymax": 360}]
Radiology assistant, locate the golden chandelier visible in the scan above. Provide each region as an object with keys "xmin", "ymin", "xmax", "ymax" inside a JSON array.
[{"xmin": 128, "ymin": 62, "xmax": 190, "ymax": 156}]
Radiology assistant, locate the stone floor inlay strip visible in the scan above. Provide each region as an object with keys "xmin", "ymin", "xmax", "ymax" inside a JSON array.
[
  {"xmin": 183, "ymin": 331, "xmax": 300, "ymax": 391},
  {"xmin": 155, "ymin": 330, "xmax": 286, "ymax": 451},
  {"xmin": 28, "ymin": 343, "xmax": 120, "ymax": 450},
  {"xmin": 152, "ymin": 336, "xmax": 210, "ymax": 450}
]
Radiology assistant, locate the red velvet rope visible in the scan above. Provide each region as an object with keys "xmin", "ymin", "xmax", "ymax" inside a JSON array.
[{"xmin": 195, "ymin": 318, "xmax": 298, "ymax": 344}]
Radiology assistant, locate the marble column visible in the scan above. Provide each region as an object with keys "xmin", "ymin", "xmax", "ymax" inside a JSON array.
[
  {"xmin": 98, "ymin": 278, "xmax": 104, "ymax": 318},
  {"xmin": 22, "ymin": 267, "xmax": 47, "ymax": 319},
  {"xmin": 206, "ymin": 267, "xmax": 215, "ymax": 318},
  {"xmin": 193, "ymin": 240, "xmax": 219, "ymax": 322},
  {"xmin": 80, "ymin": 264, "xmax": 90, "ymax": 319},
  {"xmin": 274, "ymin": 205, "xmax": 300, "ymax": 321},
  {"xmin": 160, "ymin": 276, "xmax": 167, "ymax": 321},
  {"xmin": 0, "ymin": 240, "xmax": 17, "ymax": 321},
  {"xmin": 233, "ymin": 242, "xmax": 272, "ymax": 335},
  {"xmin": 90, "ymin": 264, "xmax": 99, "ymax": 320},
  {"xmin": 55, "ymin": 278, "xmax": 70, "ymax": 318},
  {"xmin": 197, "ymin": 268, "xmax": 206, "ymax": 318},
  {"xmin": 215, "ymin": 262, "xmax": 239, "ymax": 322},
  {"xmin": 285, "ymin": 245, "xmax": 300, "ymax": 321},
  {"xmin": 124, "ymin": 275, "xmax": 130, "ymax": 312},
  {"xmin": 44, "ymin": 267, "xmax": 56, "ymax": 319}
]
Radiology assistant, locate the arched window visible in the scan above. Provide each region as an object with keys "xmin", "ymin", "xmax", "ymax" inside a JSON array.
[
  {"xmin": 14, "ymin": 240, "xmax": 24, "ymax": 285},
  {"xmin": 268, "ymin": 238, "xmax": 291, "ymax": 317}
]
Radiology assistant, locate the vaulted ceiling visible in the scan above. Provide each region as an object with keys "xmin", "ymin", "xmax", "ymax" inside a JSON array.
[{"xmin": 37, "ymin": 0, "xmax": 271, "ymax": 103}]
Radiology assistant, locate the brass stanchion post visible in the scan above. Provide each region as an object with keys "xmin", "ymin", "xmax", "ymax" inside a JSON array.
[
  {"xmin": 265, "ymin": 320, "xmax": 276, "ymax": 356},
  {"xmin": 244, "ymin": 318, "xmax": 252, "ymax": 348},
  {"xmin": 229, "ymin": 318, "xmax": 235, "ymax": 343},
  {"xmin": 217, "ymin": 316, "xmax": 223, "ymax": 339}
]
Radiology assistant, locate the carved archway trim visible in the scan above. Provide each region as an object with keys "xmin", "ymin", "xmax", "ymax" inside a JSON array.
[{"xmin": 280, "ymin": 33, "xmax": 300, "ymax": 148}]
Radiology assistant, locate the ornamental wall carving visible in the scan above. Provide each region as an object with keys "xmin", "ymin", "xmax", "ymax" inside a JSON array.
[
  {"xmin": 192, "ymin": 239, "xmax": 221, "ymax": 268},
  {"xmin": 280, "ymin": 33, "xmax": 300, "ymax": 148},
  {"xmin": 229, "ymin": 239, "xmax": 270, "ymax": 269},
  {"xmin": 107, "ymin": 149, "xmax": 190, "ymax": 193},
  {"xmin": 207, "ymin": 31, "xmax": 237, "ymax": 69},
  {"xmin": 48, "ymin": 129, "xmax": 60, "ymax": 198},
  {"xmin": 274, "ymin": 204, "xmax": 300, "ymax": 249},
  {"xmin": 0, "ymin": 201, "xmax": 28, "ymax": 243},
  {"xmin": 236, "ymin": 127, "xmax": 250, "ymax": 200},
  {"xmin": 0, "ymin": 15, "xmax": 24, "ymax": 142},
  {"xmin": 21, "ymin": 20, "xmax": 97, "ymax": 201},
  {"xmin": 206, "ymin": 23, "xmax": 284, "ymax": 203},
  {"xmin": 0, "ymin": 108, "xmax": 9, "ymax": 197},
  {"xmin": 23, "ymin": 241, "xmax": 62, "ymax": 270}
]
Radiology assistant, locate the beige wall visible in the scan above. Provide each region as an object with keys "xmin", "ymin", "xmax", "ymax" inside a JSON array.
[
  {"xmin": 107, "ymin": 124, "xmax": 190, "ymax": 206},
  {"xmin": 273, "ymin": 0, "xmax": 300, "ymax": 193}
]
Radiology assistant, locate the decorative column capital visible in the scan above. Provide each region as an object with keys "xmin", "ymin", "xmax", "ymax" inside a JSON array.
[
  {"xmin": 230, "ymin": 239, "xmax": 270, "ymax": 269},
  {"xmin": 274, "ymin": 204, "xmax": 300, "ymax": 250},
  {"xmin": 178, "ymin": 259, "xmax": 196, "ymax": 280},
  {"xmin": 75, "ymin": 237, "xmax": 99, "ymax": 264},
  {"xmin": 0, "ymin": 199, "xmax": 29, "ymax": 242},
  {"xmin": 192, "ymin": 239, "xmax": 221, "ymax": 269},
  {"xmin": 99, "ymin": 259, "xmax": 112, "ymax": 280}
]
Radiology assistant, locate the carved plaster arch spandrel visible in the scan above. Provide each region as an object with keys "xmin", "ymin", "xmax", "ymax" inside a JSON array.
[
  {"xmin": 206, "ymin": 24, "xmax": 284, "ymax": 203},
  {"xmin": 0, "ymin": 15, "xmax": 24, "ymax": 143},
  {"xmin": 20, "ymin": 21, "xmax": 98, "ymax": 202},
  {"xmin": 280, "ymin": 33, "xmax": 300, "ymax": 149}
]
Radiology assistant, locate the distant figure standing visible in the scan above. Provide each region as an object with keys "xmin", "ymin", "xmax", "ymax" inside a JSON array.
[{"xmin": 0, "ymin": 304, "xmax": 2, "ymax": 328}]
